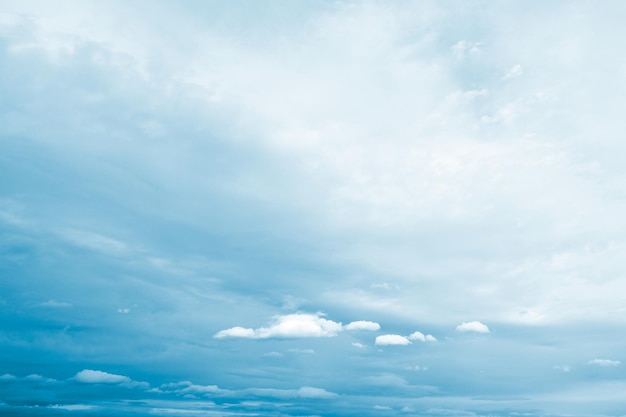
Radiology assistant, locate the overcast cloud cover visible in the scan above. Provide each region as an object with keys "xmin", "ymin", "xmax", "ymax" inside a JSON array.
[{"xmin": 1, "ymin": 1, "xmax": 626, "ymax": 416}]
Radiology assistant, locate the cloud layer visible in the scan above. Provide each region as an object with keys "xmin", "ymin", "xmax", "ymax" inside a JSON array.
[{"xmin": 2, "ymin": 1, "xmax": 626, "ymax": 416}]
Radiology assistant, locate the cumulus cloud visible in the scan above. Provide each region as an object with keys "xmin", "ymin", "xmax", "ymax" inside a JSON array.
[
  {"xmin": 214, "ymin": 313, "xmax": 343, "ymax": 339},
  {"xmin": 73, "ymin": 370, "xmax": 131, "ymax": 384},
  {"xmin": 344, "ymin": 320, "xmax": 380, "ymax": 331},
  {"xmin": 72, "ymin": 369, "xmax": 147, "ymax": 388},
  {"xmin": 352, "ymin": 342, "xmax": 365, "ymax": 348},
  {"xmin": 455, "ymin": 321, "xmax": 490, "ymax": 334},
  {"xmin": 375, "ymin": 334, "xmax": 411, "ymax": 346},
  {"xmin": 214, "ymin": 326, "xmax": 255, "ymax": 338},
  {"xmin": 407, "ymin": 331, "xmax": 437, "ymax": 342},
  {"xmin": 588, "ymin": 359, "xmax": 621, "ymax": 367}
]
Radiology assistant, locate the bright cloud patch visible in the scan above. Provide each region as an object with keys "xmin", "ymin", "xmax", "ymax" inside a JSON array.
[
  {"xmin": 408, "ymin": 331, "xmax": 437, "ymax": 342},
  {"xmin": 375, "ymin": 334, "xmax": 411, "ymax": 346},
  {"xmin": 215, "ymin": 313, "xmax": 343, "ymax": 339},
  {"xmin": 344, "ymin": 321, "xmax": 380, "ymax": 331},
  {"xmin": 455, "ymin": 321, "xmax": 490, "ymax": 334},
  {"xmin": 588, "ymin": 359, "xmax": 621, "ymax": 367},
  {"xmin": 214, "ymin": 326, "xmax": 256, "ymax": 338},
  {"xmin": 73, "ymin": 370, "xmax": 131, "ymax": 384}
]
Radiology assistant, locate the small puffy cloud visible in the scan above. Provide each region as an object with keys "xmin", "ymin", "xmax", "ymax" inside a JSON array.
[
  {"xmin": 214, "ymin": 313, "xmax": 343, "ymax": 339},
  {"xmin": 407, "ymin": 331, "xmax": 437, "ymax": 342},
  {"xmin": 588, "ymin": 359, "xmax": 621, "ymax": 367},
  {"xmin": 344, "ymin": 320, "xmax": 380, "ymax": 331},
  {"xmin": 375, "ymin": 334, "xmax": 411, "ymax": 346},
  {"xmin": 455, "ymin": 321, "xmax": 490, "ymax": 334},
  {"xmin": 0, "ymin": 373, "xmax": 16, "ymax": 380},
  {"xmin": 73, "ymin": 370, "xmax": 130, "ymax": 385},
  {"xmin": 352, "ymin": 342, "xmax": 365, "ymax": 348},
  {"xmin": 215, "ymin": 326, "xmax": 255, "ymax": 338}
]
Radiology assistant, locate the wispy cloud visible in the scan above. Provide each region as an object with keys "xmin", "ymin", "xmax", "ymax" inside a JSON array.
[{"xmin": 588, "ymin": 359, "xmax": 621, "ymax": 367}]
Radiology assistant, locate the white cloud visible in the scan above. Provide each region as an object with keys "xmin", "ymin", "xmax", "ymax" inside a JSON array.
[
  {"xmin": 214, "ymin": 326, "xmax": 256, "ymax": 338},
  {"xmin": 352, "ymin": 342, "xmax": 365, "ymax": 348},
  {"xmin": 451, "ymin": 40, "xmax": 481, "ymax": 59},
  {"xmin": 244, "ymin": 387, "xmax": 338, "ymax": 400},
  {"xmin": 296, "ymin": 387, "xmax": 338, "ymax": 399},
  {"xmin": 344, "ymin": 320, "xmax": 380, "ymax": 331},
  {"xmin": 455, "ymin": 321, "xmax": 490, "ymax": 334},
  {"xmin": 159, "ymin": 380, "xmax": 336, "ymax": 400},
  {"xmin": 375, "ymin": 334, "xmax": 411, "ymax": 346},
  {"xmin": 180, "ymin": 384, "xmax": 223, "ymax": 394},
  {"xmin": 588, "ymin": 359, "xmax": 621, "ymax": 367},
  {"xmin": 0, "ymin": 373, "xmax": 16, "ymax": 380},
  {"xmin": 38, "ymin": 300, "xmax": 72, "ymax": 308},
  {"xmin": 503, "ymin": 64, "xmax": 524, "ymax": 79},
  {"xmin": 214, "ymin": 313, "xmax": 343, "ymax": 339},
  {"xmin": 73, "ymin": 370, "xmax": 130, "ymax": 384},
  {"xmin": 49, "ymin": 405, "xmax": 96, "ymax": 411},
  {"xmin": 407, "ymin": 331, "xmax": 437, "ymax": 342}
]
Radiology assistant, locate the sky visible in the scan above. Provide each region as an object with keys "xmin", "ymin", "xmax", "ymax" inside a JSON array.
[{"xmin": 1, "ymin": 1, "xmax": 626, "ymax": 416}]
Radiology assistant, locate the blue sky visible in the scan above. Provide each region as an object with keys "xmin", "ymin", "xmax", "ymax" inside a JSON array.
[{"xmin": 1, "ymin": 1, "xmax": 626, "ymax": 416}]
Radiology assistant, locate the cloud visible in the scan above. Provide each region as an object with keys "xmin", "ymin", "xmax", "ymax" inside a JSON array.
[
  {"xmin": 215, "ymin": 313, "xmax": 343, "ymax": 339},
  {"xmin": 375, "ymin": 334, "xmax": 411, "ymax": 346},
  {"xmin": 503, "ymin": 64, "xmax": 524, "ymax": 79},
  {"xmin": 296, "ymin": 387, "xmax": 338, "ymax": 399},
  {"xmin": 451, "ymin": 40, "xmax": 482, "ymax": 59},
  {"xmin": 49, "ymin": 404, "xmax": 96, "ymax": 411},
  {"xmin": 344, "ymin": 320, "xmax": 380, "ymax": 331},
  {"xmin": 407, "ymin": 331, "xmax": 437, "ymax": 342},
  {"xmin": 553, "ymin": 364, "xmax": 571, "ymax": 372},
  {"xmin": 588, "ymin": 359, "xmax": 621, "ymax": 367},
  {"xmin": 37, "ymin": 300, "xmax": 72, "ymax": 308},
  {"xmin": 73, "ymin": 369, "xmax": 130, "ymax": 384},
  {"xmin": 352, "ymin": 342, "xmax": 365, "ymax": 348},
  {"xmin": 57, "ymin": 229, "xmax": 129, "ymax": 256},
  {"xmin": 455, "ymin": 321, "xmax": 490, "ymax": 334},
  {"xmin": 71, "ymin": 369, "xmax": 148, "ymax": 388},
  {"xmin": 214, "ymin": 326, "xmax": 256, "ymax": 338}
]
